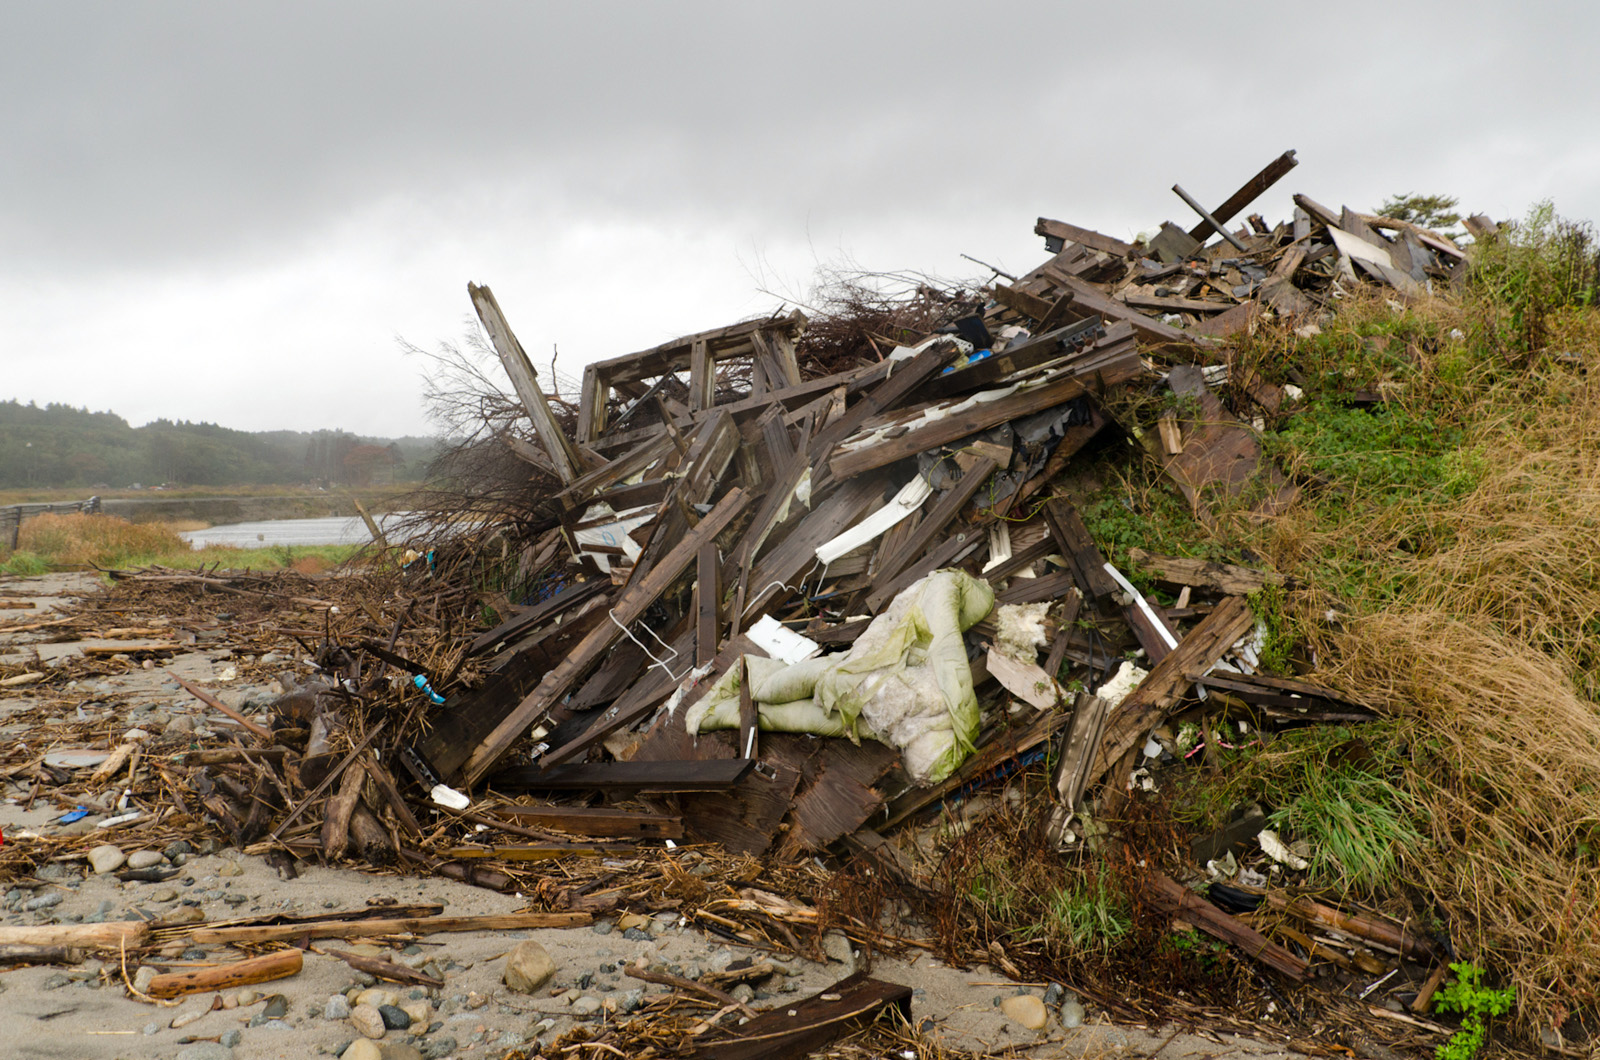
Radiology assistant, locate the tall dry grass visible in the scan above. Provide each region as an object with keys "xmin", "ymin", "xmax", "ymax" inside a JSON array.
[
  {"xmin": 15, "ymin": 512, "xmax": 190, "ymax": 568},
  {"xmin": 1289, "ymin": 360, "xmax": 1600, "ymax": 1026}
]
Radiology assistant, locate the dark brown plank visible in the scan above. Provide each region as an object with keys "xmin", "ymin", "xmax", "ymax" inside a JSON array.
[
  {"xmin": 690, "ymin": 974, "xmax": 913, "ymax": 1060},
  {"xmin": 1035, "ymin": 218, "xmax": 1138, "ymax": 258},
  {"xmin": 490, "ymin": 759, "xmax": 755, "ymax": 792},
  {"xmin": 1185, "ymin": 150, "xmax": 1299, "ymax": 242},
  {"xmin": 486, "ymin": 804, "xmax": 684, "ymax": 840}
]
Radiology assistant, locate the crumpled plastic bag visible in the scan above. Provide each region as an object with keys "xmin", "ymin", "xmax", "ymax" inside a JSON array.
[{"xmin": 686, "ymin": 569, "xmax": 994, "ymax": 785}]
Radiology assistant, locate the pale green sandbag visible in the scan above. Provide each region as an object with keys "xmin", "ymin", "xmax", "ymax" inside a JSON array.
[{"xmin": 684, "ymin": 570, "xmax": 994, "ymax": 785}]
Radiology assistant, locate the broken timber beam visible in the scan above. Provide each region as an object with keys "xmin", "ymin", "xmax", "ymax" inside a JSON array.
[
  {"xmin": 468, "ymin": 282, "xmax": 593, "ymax": 485},
  {"xmin": 1186, "ymin": 150, "xmax": 1299, "ymax": 243},
  {"xmin": 1089, "ymin": 595, "xmax": 1256, "ymax": 783},
  {"xmin": 459, "ymin": 487, "xmax": 751, "ymax": 787},
  {"xmin": 828, "ymin": 349, "xmax": 1140, "ymax": 480},
  {"xmin": 1034, "ymin": 218, "xmax": 1138, "ymax": 258},
  {"xmin": 689, "ymin": 973, "xmax": 913, "ymax": 1060}
]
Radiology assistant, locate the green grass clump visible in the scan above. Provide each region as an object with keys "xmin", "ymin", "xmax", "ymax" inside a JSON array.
[
  {"xmin": 1177, "ymin": 723, "xmax": 1424, "ymax": 896},
  {"xmin": 0, "ymin": 551, "xmax": 50, "ymax": 576}
]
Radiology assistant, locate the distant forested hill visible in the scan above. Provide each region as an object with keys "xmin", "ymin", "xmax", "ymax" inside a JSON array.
[{"xmin": 0, "ymin": 400, "xmax": 439, "ymax": 488}]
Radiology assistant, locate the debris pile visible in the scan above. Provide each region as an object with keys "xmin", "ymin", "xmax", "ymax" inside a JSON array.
[{"xmin": 0, "ymin": 149, "xmax": 1509, "ymax": 1056}]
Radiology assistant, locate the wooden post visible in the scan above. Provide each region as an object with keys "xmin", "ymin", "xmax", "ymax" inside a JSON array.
[{"xmin": 468, "ymin": 282, "xmax": 585, "ymax": 485}]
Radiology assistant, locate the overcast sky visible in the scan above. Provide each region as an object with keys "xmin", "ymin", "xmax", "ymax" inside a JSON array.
[{"xmin": 2, "ymin": 2, "xmax": 1595, "ymax": 438}]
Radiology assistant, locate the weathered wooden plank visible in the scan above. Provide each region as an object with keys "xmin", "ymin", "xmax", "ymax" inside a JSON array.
[
  {"xmin": 915, "ymin": 317, "xmax": 1111, "ymax": 401},
  {"xmin": 1089, "ymin": 596, "xmax": 1255, "ymax": 782},
  {"xmin": 1121, "ymin": 291, "xmax": 1232, "ymax": 314},
  {"xmin": 487, "ymin": 804, "xmax": 684, "ymax": 839},
  {"xmin": 1043, "ymin": 500, "xmax": 1118, "ymax": 602},
  {"xmin": 690, "ymin": 974, "xmax": 913, "ymax": 1060},
  {"xmin": 1034, "ymin": 271, "xmax": 1196, "ymax": 346},
  {"xmin": 829, "ymin": 346, "xmax": 1141, "ymax": 480},
  {"xmin": 460, "ymin": 488, "xmax": 751, "ymax": 787},
  {"xmin": 1185, "ymin": 150, "xmax": 1299, "ymax": 242},
  {"xmin": 491, "ymin": 758, "xmax": 755, "ymax": 792},
  {"xmin": 191, "ymin": 911, "xmax": 591, "ymax": 946},
  {"xmin": 1035, "ymin": 218, "xmax": 1138, "ymax": 258},
  {"xmin": 1148, "ymin": 873, "xmax": 1306, "ymax": 981},
  {"xmin": 1125, "ymin": 548, "xmax": 1289, "ymax": 595},
  {"xmin": 468, "ymin": 578, "xmax": 608, "ymax": 656},
  {"xmin": 469, "ymin": 283, "xmax": 589, "ymax": 484},
  {"xmin": 873, "ymin": 457, "xmax": 998, "ymax": 586}
]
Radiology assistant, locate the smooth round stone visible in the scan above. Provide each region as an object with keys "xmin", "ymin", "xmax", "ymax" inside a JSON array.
[
  {"xmin": 354, "ymin": 987, "xmax": 400, "ymax": 1010},
  {"xmin": 400, "ymin": 1000, "xmax": 431, "ymax": 1025},
  {"xmin": 342, "ymin": 1039, "xmax": 384, "ymax": 1060},
  {"xmin": 127, "ymin": 850, "xmax": 166, "ymax": 870},
  {"xmin": 1001, "ymin": 993, "xmax": 1048, "ymax": 1030},
  {"xmin": 88, "ymin": 845, "xmax": 126, "ymax": 874},
  {"xmin": 350, "ymin": 1002, "xmax": 388, "ymax": 1039},
  {"xmin": 570, "ymin": 996, "xmax": 602, "ymax": 1016},
  {"xmin": 325, "ymin": 993, "xmax": 352, "ymax": 1019},
  {"xmin": 377, "ymin": 1004, "xmax": 411, "ymax": 1030},
  {"xmin": 1060, "ymin": 996, "xmax": 1086, "ymax": 1028}
]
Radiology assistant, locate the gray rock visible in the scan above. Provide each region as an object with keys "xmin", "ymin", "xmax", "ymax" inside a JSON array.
[
  {"xmin": 350, "ymin": 1002, "xmax": 388, "ymax": 1039},
  {"xmin": 325, "ymin": 993, "xmax": 352, "ymax": 1019},
  {"xmin": 377, "ymin": 1004, "xmax": 410, "ymax": 1030},
  {"xmin": 821, "ymin": 930, "xmax": 856, "ymax": 975},
  {"xmin": 164, "ymin": 840, "xmax": 193, "ymax": 859},
  {"xmin": 420, "ymin": 1036, "xmax": 457, "ymax": 1060},
  {"xmin": 133, "ymin": 965, "xmax": 159, "ymax": 993},
  {"xmin": 1043, "ymin": 982, "xmax": 1063, "ymax": 1007},
  {"xmin": 142, "ymin": 1021, "xmax": 160, "ymax": 1036},
  {"xmin": 591, "ymin": 920, "xmax": 614, "ymax": 935},
  {"xmin": 619, "ymin": 988, "xmax": 645, "ymax": 1014},
  {"xmin": 127, "ymin": 850, "xmax": 166, "ymax": 870},
  {"xmin": 493, "ymin": 1031, "xmax": 525, "ymax": 1048},
  {"xmin": 1060, "ymin": 995, "xmax": 1086, "ymax": 1028},
  {"xmin": 731, "ymin": 984, "xmax": 755, "ymax": 1003},
  {"xmin": 150, "ymin": 887, "xmax": 179, "ymax": 903},
  {"xmin": 41, "ymin": 973, "xmax": 71, "ymax": 990},
  {"xmin": 176, "ymin": 1044, "xmax": 233, "ymax": 1060},
  {"xmin": 502, "ymin": 940, "xmax": 556, "ymax": 994},
  {"xmin": 571, "ymin": 996, "xmax": 602, "ymax": 1016},
  {"xmin": 261, "ymin": 994, "xmax": 288, "ymax": 1019},
  {"xmin": 165, "ymin": 714, "xmax": 195, "ymax": 734},
  {"xmin": 220, "ymin": 1029, "xmax": 243, "ymax": 1047},
  {"xmin": 24, "ymin": 892, "xmax": 63, "ymax": 911}
]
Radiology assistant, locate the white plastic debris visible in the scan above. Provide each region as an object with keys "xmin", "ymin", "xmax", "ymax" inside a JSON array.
[
  {"xmin": 1095, "ymin": 660, "xmax": 1149, "ymax": 707},
  {"xmin": 429, "ymin": 784, "xmax": 471, "ymax": 810},
  {"xmin": 217, "ymin": 667, "xmax": 238, "ymax": 682},
  {"xmin": 96, "ymin": 811, "xmax": 142, "ymax": 829},
  {"xmin": 1258, "ymin": 828, "xmax": 1310, "ymax": 870},
  {"xmin": 747, "ymin": 614, "xmax": 821, "ymax": 666}
]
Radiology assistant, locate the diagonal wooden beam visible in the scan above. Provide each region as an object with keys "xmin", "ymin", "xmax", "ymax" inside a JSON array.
[
  {"xmin": 469, "ymin": 282, "xmax": 594, "ymax": 484},
  {"xmin": 460, "ymin": 487, "xmax": 751, "ymax": 787}
]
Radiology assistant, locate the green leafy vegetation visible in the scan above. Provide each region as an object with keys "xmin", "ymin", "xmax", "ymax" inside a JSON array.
[
  {"xmin": 1375, "ymin": 192, "xmax": 1463, "ymax": 238},
  {"xmin": 1434, "ymin": 962, "xmax": 1514, "ymax": 1060}
]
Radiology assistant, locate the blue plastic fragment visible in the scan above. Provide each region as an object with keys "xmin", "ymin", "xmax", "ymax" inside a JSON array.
[
  {"xmin": 412, "ymin": 673, "xmax": 446, "ymax": 705},
  {"xmin": 59, "ymin": 808, "xmax": 89, "ymax": 824}
]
